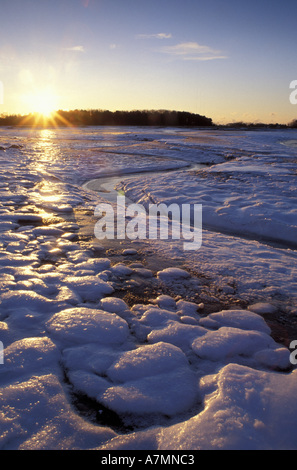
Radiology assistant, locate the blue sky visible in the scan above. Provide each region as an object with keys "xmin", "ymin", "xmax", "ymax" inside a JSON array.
[{"xmin": 0, "ymin": 0, "xmax": 296, "ymax": 124}]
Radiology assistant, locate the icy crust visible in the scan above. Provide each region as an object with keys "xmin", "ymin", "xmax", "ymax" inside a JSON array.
[
  {"xmin": 0, "ymin": 374, "xmax": 117, "ymax": 450},
  {"xmin": 0, "ymin": 217, "xmax": 294, "ymax": 450},
  {"xmin": 158, "ymin": 363, "xmax": 297, "ymax": 451},
  {"xmin": 46, "ymin": 308, "xmax": 130, "ymax": 346},
  {"xmin": 98, "ymin": 342, "xmax": 199, "ymax": 416},
  {"xmin": 0, "ymin": 281, "xmax": 293, "ymax": 450},
  {"xmin": 120, "ymin": 161, "xmax": 297, "ymax": 247},
  {"xmin": 0, "ymin": 127, "xmax": 297, "ymax": 450}
]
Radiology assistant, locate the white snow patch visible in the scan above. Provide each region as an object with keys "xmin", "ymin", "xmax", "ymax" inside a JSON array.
[
  {"xmin": 46, "ymin": 308, "xmax": 130, "ymax": 346},
  {"xmin": 157, "ymin": 267, "xmax": 191, "ymax": 281},
  {"xmin": 0, "ymin": 127, "xmax": 297, "ymax": 450}
]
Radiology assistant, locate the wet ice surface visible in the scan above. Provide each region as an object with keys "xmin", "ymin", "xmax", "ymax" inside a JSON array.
[{"xmin": 0, "ymin": 126, "xmax": 297, "ymax": 450}]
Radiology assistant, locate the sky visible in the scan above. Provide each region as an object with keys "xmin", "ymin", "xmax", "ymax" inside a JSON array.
[{"xmin": 0, "ymin": 0, "xmax": 297, "ymax": 124}]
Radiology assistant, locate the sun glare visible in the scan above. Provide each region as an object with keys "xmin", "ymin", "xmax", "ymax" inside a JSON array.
[
  {"xmin": 18, "ymin": 88, "xmax": 72, "ymax": 128},
  {"xmin": 32, "ymin": 90, "xmax": 58, "ymax": 117},
  {"xmin": 22, "ymin": 89, "xmax": 59, "ymax": 118}
]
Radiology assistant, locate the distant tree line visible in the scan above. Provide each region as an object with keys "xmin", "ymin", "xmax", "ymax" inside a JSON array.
[
  {"xmin": 219, "ymin": 120, "xmax": 297, "ymax": 129},
  {"xmin": 59, "ymin": 109, "xmax": 214, "ymax": 127},
  {"xmin": 0, "ymin": 109, "xmax": 213, "ymax": 128},
  {"xmin": 0, "ymin": 109, "xmax": 296, "ymax": 129},
  {"xmin": 288, "ymin": 119, "xmax": 297, "ymax": 128}
]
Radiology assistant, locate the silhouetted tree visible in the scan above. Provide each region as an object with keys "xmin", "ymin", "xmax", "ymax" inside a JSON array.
[
  {"xmin": 0, "ymin": 109, "xmax": 214, "ymax": 128},
  {"xmin": 288, "ymin": 119, "xmax": 297, "ymax": 128}
]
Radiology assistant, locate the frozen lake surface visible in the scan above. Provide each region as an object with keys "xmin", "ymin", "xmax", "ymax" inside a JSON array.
[{"xmin": 0, "ymin": 126, "xmax": 297, "ymax": 450}]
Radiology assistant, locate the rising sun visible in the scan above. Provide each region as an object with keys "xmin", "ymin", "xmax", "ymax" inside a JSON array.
[
  {"xmin": 19, "ymin": 88, "xmax": 71, "ymax": 128},
  {"xmin": 31, "ymin": 89, "xmax": 59, "ymax": 117},
  {"xmin": 21, "ymin": 88, "xmax": 59, "ymax": 118}
]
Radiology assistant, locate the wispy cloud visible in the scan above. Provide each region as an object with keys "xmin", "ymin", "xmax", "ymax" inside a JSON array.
[
  {"xmin": 160, "ymin": 42, "xmax": 227, "ymax": 61},
  {"xmin": 64, "ymin": 45, "xmax": 85, "ymax": 52},
  {"xmin": 136, "ymin": 33, "xmax": 172, "ymax": 40}
]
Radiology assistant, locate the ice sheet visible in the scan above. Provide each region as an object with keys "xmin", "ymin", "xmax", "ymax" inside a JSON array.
[{"xmin": 0, "ymin": 126, "xmax": 297, "ymax": 450}]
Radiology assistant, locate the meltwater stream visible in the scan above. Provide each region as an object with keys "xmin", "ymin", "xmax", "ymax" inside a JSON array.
[
  {"xmin": 82, "ymin": 160, "xmax": 297, "ymax": 252},
  {"xmin": 82, "ymin": 163, "xmax": 206, "ymax": 204}
]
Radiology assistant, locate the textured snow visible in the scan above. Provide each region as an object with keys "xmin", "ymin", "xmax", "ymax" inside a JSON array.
[
  {"xmin": 46, "ymin": 307, "xmax": 130, "ymax": 346},
  {"xmin": 0, "ymin": 127, "xmax": 296, "ymax": 450}
]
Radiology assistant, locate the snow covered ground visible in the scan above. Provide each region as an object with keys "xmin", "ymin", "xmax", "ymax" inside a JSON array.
[{"xmin": 0, "ymin": 126, "xmax": 297, "ymax": 450}]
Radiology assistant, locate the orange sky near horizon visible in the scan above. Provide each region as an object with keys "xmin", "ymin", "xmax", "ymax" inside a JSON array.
[{"xmin": 0, "ymin": 0, "xmax": 297, "ymax": 125}]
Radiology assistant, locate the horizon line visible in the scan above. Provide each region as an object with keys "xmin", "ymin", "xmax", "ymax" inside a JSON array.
[{"xmin": 0, "ymin": 108, "xmax": 296, "ymax": 128}]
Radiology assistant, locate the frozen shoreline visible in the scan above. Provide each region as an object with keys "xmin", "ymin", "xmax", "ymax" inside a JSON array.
[{"xmin": 0, "ymin": 126, "xmax": 297, "ymax": 450}]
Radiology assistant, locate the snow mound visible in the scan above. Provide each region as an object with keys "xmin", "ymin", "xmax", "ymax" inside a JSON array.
[
  {"xmin": 154, "ymin": 294, "xmax": 176, "ymax": 310},
  {"xmin": 46, "ymin": 307, "xmax": 130, "ymax": 346},
  {"xmin": 253, "ymin": 348, "xmax": 291, "ymax": 370},
  {"xmin": 147, "ymin": 320, "xmax": 208, "ymax": 351},
  {"xmin": 72, "ymin": 258, "xmax": 111, "ymax": 274},
  {"xmin": 199, "ymin": 309, "xmax": 271, "ymax": 335},
  {"xmin": 1, "ymin": 127, "xmax": 297, "ymax": 450},
  {"xmin": 98, "ymin": 297, "xmax": 130, "ymax": 315},
  {"xmin": 139, "ymin": 307, "xmax": 180, "ymax": 327},
  {"xmin": 99, "ymin": 342, "xmax": 199, "ymax": 416},
  {"xmin": 0, "ymin": 337, "xmax": 61, "ymax": 384},
  {"xmin": 99, "ymin": 367, "xmax": 199, "ymax": 416},
  {"xmin": 248, "ymin": 302, "xmax": 278, "ymax": 315},
  {"xmin": 63, "ymin": 343, "xmax": 119, "ymax": 376},
  {"xmin": 106, "ymin": 342, "xmax": 189, "ymax": 382},
  {"xmin": 63, "ymin": 276, "xmax": 114, "ymax": 302},
  {"xmin": 0, "ymin": 374, "xmax": 116, "ymax": 450},
  {"xmin": 157, "ymin": 267, "xmax": 191, "ymax": 281},
  {"xmin": 0, "ymin": 290, "xmax": 60, "ymax": 315},
  {"xmin": 191, "ymin": 326, "xmax": 276, "ymax": 362},
  {"xmin": 159, "ymin": 364, "xmax": 297, "ymax": 450},
  {"xmin": 111, "ymin": 263, "xmax": 134, "ymax": 277}
]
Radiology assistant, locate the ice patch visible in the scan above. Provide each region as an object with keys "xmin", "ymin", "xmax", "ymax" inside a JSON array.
[{"xmin": 0, "ymin": 126, "xmax": 297, "ymax": 450}]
